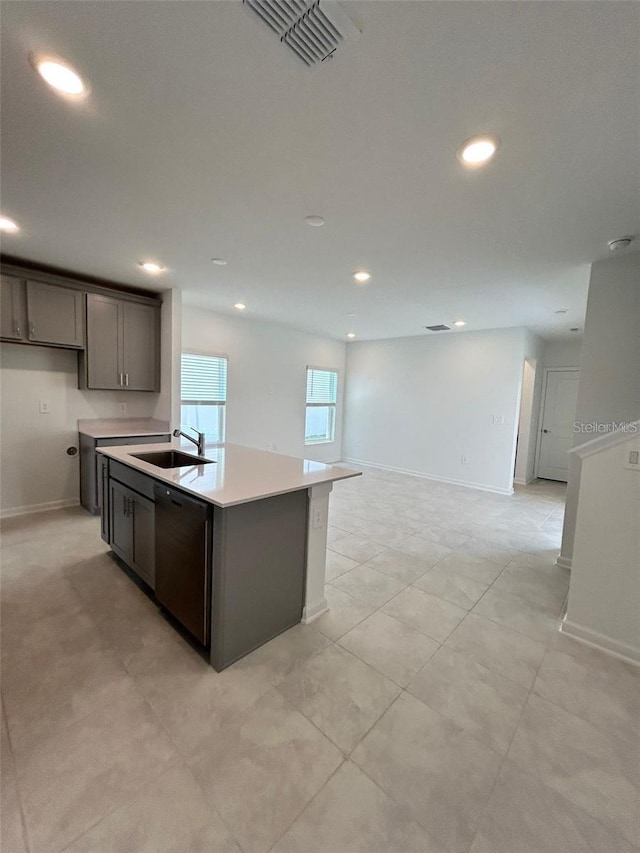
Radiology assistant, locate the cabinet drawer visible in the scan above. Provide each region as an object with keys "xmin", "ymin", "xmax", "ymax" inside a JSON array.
[
  {"xmin": 95, "ymin": 435, "xmax": 170, "ymax": 448},
  {"xmin": 108, "ymin": 459, "xmax": 156, "ymax": 500}
]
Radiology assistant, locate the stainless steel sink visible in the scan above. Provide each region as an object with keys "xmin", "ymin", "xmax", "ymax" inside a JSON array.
[{"xmin": 131, "ymin": 450, "xmax": 215, "ymax": 469}]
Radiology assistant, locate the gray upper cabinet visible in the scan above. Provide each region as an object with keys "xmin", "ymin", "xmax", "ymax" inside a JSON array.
[
  {"xmin": 122, "ymin": 302, "xmax": 158, "ymax": 391},
  {"xmin": 86, "ymin": 294, "xmax": 122, "ymax": 389},
  {"xmin": 26, "ymin": 280, "xmax": 84, "ymax": 347},
  {"xmin": 1, "ymin": 274, "xmax": 84, "ymax": 348},
  {"xmin": 2, "ymin": 264, "xmax": 161, "ymax": 392},
  {"xmin": 85, "ymin": 293, "xmax": 159, "ymax": 391},
  {"xmin": 0, "ymin": 274, "xmax": 26, "ymax": 340}
]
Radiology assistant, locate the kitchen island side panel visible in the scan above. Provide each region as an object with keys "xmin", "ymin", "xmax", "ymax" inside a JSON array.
[{"xmin": 211, "ymin": 489, "xmax": 308, "ymax": 670}]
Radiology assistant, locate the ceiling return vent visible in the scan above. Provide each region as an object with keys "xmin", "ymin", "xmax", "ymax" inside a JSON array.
[
  {"xmin": 425, "ymin": 324, "xmax": 451, "ymax": 332},
  {"xmin": 243, "ymin": 0, "xmax": 361, "ymax": 68}
]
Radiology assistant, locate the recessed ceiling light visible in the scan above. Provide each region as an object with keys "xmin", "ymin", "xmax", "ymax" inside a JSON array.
[
  {"xmin": 453, "ymin": 320, "xmax": 466, "ymax": 327},
  {"xmin": 0, "ymin": 216, "xmax": 19, "ymax": 233},
  {"xmin": 305, "ymin": 215, "xmax": 325, "ymax": 227},
  {"xmin": 30, "ymin": 54, "xmax": 86, "ymax": 96},
  {"xmin": 353, "ymin": 271, "xmax": 371, "ymax": 283},
  {"xmin": 347, "ymin": 332, "xmax": 356, "ymax": 339},
  {"xmin": 139, "ymin": 261, "xmax": 165, "ymax": 274},
  {"xmin": 234, "ymin": 303, "xmax": 246, "ymax": 311},
  {"xmin": 457, "ymin": 135, "xmax": 499, "ymax": 167},
  {"xmin": 211, "ymin": 258, "xmax": 227, "ymax": 265},
  {"xmin": 607, "ymin": 236, "xmax": 635, "ymax": 251}
]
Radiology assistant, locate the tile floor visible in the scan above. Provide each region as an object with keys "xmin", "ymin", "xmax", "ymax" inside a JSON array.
[{"xmin": 1, "ymin": 467, "xmax": 638, "ymax": 853}]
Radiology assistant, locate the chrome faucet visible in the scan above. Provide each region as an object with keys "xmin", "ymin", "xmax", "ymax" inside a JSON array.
[{"xmin": 173, "ymin": 426, "xmax": 206, "ymax": 457}]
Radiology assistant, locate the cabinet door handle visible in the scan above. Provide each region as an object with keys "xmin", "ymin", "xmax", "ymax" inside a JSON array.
[
  {"xmin": 14, "ymin": 320, "xmax": 20, "ymax": 336},
  {"xmin": 29, "ymin": 322, "xmax": 35, "ymax": 338},
  {"xmin": 119, "ymin": 373, "xmax": 123, "ymax": 386},
  {"xmin": 125, "ymin": 373, "xmax": 129, "ymax": 387}
]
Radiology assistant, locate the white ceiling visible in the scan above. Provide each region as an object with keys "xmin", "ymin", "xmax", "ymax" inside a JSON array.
[{"xmin": 1, "ymin": 1, "xmax": 638, "ymax": 342}]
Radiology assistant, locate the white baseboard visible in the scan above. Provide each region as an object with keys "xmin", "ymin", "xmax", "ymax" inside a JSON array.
[
  {"xmin": 302, "ymin": 597, "xmax": 328, "ymax": 624},
  {"xmin": 560, "ymin": 618, "xmax": 640, "ymax": 667},
  {"xmin": 556, "ymin": 555, "xmax": 573, "ymax": 570},
  {"xmin": 340, "ymin": 457, "xmax": 514, "ymax": 496},
  {"xmin": 0, "ymin": 498, "xmax": 80, "ymax": 520}
]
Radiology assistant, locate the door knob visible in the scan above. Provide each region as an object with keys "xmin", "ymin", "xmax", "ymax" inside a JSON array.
[{"xmin": 543, "ymin": 429, "xmax": 550, "ymax": 434}]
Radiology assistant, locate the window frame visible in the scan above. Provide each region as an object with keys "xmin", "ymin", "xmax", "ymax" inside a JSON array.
[
  {"xmin": 180, "ymin": 349, "xmax": 228, "ymax": 444},
  {"xmin": 304, "ymin": 365, "xmax": 339, "ymax": 446}
]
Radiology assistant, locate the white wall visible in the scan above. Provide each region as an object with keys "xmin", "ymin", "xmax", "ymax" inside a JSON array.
[
  {"xmin": 0, "ymin": 344, "xmax": 164, "ymax": 514},
  {"xmin": 560, "ymin": 252, "xmax": 640, "ymax": 567},
  {"xmin": 342, "ymin": 327, "xmax": 528, "ymax": 494},
  {"xmin": 543, "ymin": 338, "xmax": 582, "ymax": 368},
  {"xmin": 563, "ymin": 431, "xmax": 640, "ymax": 663},
  {"xmin": 153, "ymin": 288, "xmax": 181, "ymax": 428},
  {"xmin": 182, "ymin": 306, "xmax": 346, "ymax": 463}
]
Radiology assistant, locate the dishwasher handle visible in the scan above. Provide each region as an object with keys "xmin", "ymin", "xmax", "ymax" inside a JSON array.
[{"xmin": 154, "ymin": 484, "xmax": 206, "ymax": 510}]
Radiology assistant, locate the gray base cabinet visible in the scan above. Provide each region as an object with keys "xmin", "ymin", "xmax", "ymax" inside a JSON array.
[
  {"xmin": 100, "ymin": 459, "xmax": 308, "ymax": 671},
  {"xmin": 210, "ymin": 490, "xmax": 306, "ymax": 670},
  {"xmin": 108, "ymin": 470, "xmax": 156, "ymax": 589},
  {"xmin": 81, "ymin": 433, "xmax": 170, "ymax": 514}
]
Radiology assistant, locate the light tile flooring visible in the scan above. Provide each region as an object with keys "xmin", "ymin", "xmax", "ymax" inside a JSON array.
[{"xmin": 1, "ymin": 467, "xmax": 638, "ymax": 853}]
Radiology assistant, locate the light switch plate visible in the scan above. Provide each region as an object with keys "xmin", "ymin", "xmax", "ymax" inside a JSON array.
[
  {"xmin": 39, "ymin": 400, "xmax": 50, "ymax": 414},
  {"xmin": 624, "ymin": 444, "xmax": 640, "ymax": 471}
]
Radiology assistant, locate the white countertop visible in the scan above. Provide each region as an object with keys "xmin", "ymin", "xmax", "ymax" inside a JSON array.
[
  {"xmin": 78, "ymin": 418, "xmax": 171, "ymax": 438},
  {"xmin": 98, "ymin": 441, "xmax": 361, "ymax": 507}
]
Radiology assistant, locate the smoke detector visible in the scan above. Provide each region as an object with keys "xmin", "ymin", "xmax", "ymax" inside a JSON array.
[
  {"xmin": 244, "ymin": 0, "xmax": 360, "ymax": 68},
  {"xmin": 607, "ymin": 236, "xmax": 635, "ymax": 251},
  {"xmin": 425, "ymin": 324, "xmax": 451, "ymax": 332}
]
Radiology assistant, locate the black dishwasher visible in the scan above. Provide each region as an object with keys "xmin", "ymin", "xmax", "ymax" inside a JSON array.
[{"xmin": 153, "ymin": 485, "xmax": 211, "ymax": 645}]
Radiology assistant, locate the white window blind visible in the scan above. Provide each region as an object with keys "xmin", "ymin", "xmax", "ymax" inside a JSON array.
[
  {"xmin": 180, "ymin": 353, "xmax": 227, "ymax": 442},
  {"xmin": 306, "ymin": 368, "xmax": 337, "ymax": 405},
  {"xmin": 305, "ymin": 367, "xmax": 338, "ymax": 444},
  {"xmin": 181, "ymin": 353, "xmax": 227, "ymax": 404}
]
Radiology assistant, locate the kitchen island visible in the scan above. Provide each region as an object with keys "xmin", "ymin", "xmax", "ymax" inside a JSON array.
[{"xmin": 98, "ymin": 441, "xmax": 360, "ymax": 670}]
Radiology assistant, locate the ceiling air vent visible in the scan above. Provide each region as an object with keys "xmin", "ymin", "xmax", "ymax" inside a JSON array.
[
  {"xmin": 425, "ymin": 324, "xmax": 451, "ymax": 332},
  {"xmin": 244, "ymin": 0, "xmax": 361, "ymax": 68}
]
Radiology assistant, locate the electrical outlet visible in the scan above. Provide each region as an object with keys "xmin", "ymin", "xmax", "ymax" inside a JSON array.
[
  {"xmin": 461, "ymin": 454, "xmax": 469, "ymax": 464},
  {"xmin": 119, "ymin": 402, "xmax": 127, "ymax": 413},
  {"xmin": 39, "ymin": 400, "xmax": 50, "ymax": 414},
  {"xmin": 312, "ymin": 507, "xmax": 323, "ymax": 529},
  {"xmin": 493, "ymin": 414, "xmax": 505, "ymax": 425}
]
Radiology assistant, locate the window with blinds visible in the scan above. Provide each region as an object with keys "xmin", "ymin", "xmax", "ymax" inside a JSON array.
[
  {"xmin": 305, "ymin": 367, "xmax": 338, "ymax": 444},
  {"xmin": 180, "ymin": 353, "xmax": 228, "ymax": 442}
]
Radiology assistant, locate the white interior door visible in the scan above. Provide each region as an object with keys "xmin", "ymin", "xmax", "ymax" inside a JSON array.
[{"xmin": 536, "ymin": 369, "xmax": 580, "ymax": 481}]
